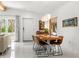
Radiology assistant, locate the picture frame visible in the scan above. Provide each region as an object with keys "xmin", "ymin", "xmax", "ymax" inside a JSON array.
[{"xmin": 62, "ymin": 17, "xmax": 78, "ymax": 27}]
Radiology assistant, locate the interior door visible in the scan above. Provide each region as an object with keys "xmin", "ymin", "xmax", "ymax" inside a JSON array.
[{"xmin": 23, "ymin": 18, "xmax": 34, "ymax": 41}]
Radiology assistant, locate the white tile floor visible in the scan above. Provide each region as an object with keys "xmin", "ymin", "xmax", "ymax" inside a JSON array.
[{"xmin": 0, "ymin": 41, "xmax": 79, "ymax": 58}]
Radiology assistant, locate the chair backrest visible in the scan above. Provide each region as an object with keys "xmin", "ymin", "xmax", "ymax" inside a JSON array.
[
  {"xmin": 32, "ymin": 35, "xmax": 48, "ymax": 46},
  {"xmin": 50, "ymin": 40, "xmax": 56, "ymax": 44},
  {"xmin": 57, "ymin": 40, "xmax": 62, "ymax": 44},
  {"xmin": 50, "ymin": 36, "xmax": 64, "ymax": 45},
  {"xmin": 32, "ymin": 35, "xmax": 34, "ymax": 40},
  {"xmin": 32, "ymin": 35, "xmax": 40, "ymax": 45},
  {"xmin": 59, "ymin": 36, "xmax": 63, "ymax": 40},
  {"xmin": 56, "ymin": 36, "xmax": 64, "ymax": 45}
]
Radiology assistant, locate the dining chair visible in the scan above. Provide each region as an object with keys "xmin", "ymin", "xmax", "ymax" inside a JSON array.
[
  {"xmin": 32, "ymin": 35, "xmax": 49, "ymax": 57},
  {"xmin": 50, "ymin": 36, "xmax": 63, "ymax": 56}
]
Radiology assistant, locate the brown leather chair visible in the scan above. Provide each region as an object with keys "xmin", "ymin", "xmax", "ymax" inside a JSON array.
[
  {"xmin": 50, "ymin": 36, "xmax": 63, "ymax": 56},
  {"xmin": 32, "ymin": 35, "xmax": 49, "ymax": 57},
  {"xmin": 32, "ymin": 35, "xmax": 40, "ymax": 51}
]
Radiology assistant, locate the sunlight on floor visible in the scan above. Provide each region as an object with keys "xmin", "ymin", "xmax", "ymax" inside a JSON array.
[
  {"xmin": 10, "ymin": 41, "xmax": 15, "ymax": 58},
  {"xmin": 9, "ymin": 33, "xmax": 16, "ymax": 58}
]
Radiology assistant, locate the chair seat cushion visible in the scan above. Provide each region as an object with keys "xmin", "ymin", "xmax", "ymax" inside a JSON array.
[{"xmin": 39, "ymin": 41, "xmax": 48, "ymax": 45}]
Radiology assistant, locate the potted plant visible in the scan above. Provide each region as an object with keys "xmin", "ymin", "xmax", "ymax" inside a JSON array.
[{"xmin": 44, "ymin": 28, "xmax": 49, "ymax": 35}]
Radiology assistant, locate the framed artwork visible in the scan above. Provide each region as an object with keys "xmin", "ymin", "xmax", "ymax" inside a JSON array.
[
  {"xmin": 62, "ymin": 17, "xmax": 78, "ymax": 27},
  {"xmin": 39, "ymin": 20, "xmax": 45, "ymax": 30}
]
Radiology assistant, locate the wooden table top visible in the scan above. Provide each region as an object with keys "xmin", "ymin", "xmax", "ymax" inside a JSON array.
[{"xmin": 35, "ymin": 35, "xmax": 63, "ymax": 41}]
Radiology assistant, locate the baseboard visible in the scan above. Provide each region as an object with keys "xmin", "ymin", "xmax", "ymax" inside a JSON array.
[{"xmin": 23, "ymin": 40, "xmax": 33, "ymax": 42}]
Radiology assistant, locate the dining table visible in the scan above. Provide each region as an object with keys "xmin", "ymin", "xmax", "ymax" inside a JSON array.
[
  {"xmin": 35, "ymin": 34, "xmax": 63, "ymax": 41},
  {"xmin": 35, "ymin": 34, "xmax": 63, "ymax": 54}
]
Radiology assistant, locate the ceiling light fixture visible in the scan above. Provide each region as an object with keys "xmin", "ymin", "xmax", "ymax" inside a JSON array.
[{"xmin": 0, "ymin": 2, "xmax": 7, "ymax": 11}]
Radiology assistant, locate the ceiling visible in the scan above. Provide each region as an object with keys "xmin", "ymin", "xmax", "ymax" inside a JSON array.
[{"xmin": 2, "ymin": 1, "xmax": 69, "ymax": 14}]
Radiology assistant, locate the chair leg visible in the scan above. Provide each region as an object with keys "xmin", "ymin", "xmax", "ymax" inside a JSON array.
[
  {"xmin": 33, "ymin": 42, "xmax": 35, "ymax": 51},
  {"xmin": 57, "ymin": 45, "xmax": 60, "ymax": 55},
  {"xmin": 53, "ymin": 45, "xmax": 63, "ymax": 56},
  {"xmin": 42, "ymin": 45, "xmax": 49, "ymax": 56},
  {"xmin": 58, "ymin": 45, "xmax": 63, "ymax": 55},
  {"xmin": 35, "ymin": 45, "xmax": 49, "ymax": 57},
  {"xmin": 45, "ymin": 49, "xmax": 49, "ymax": 56},
  {"xmin": 57, "ymin": 45, "xmax": 63, "ymax": 56},
  {"xmin": 33, "ymin": 45, "xmax": 34, "ymax": 50},
  {"xmin": 35, "ymin": 45, "xmax": 42, "ymax": 55},
  {"xmin": 53, "ymin": 45, "xmax": 56, "ymax": 56}
]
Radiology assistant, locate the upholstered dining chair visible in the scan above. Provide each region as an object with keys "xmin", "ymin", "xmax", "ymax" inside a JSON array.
[
  {"xmin": 50, "ymin": 36, "xmax": 63, "ymax": 56},
  {"xmin": 32, "ymin": 35, "xmax": 49, "ymax": 57}
]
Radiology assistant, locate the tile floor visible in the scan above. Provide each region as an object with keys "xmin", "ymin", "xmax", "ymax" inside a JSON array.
[{"xmin": 0, "ymin": 41, "xmax": 79, "ymax": 58}]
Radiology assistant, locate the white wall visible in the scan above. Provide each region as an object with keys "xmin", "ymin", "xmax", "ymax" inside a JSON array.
[
  {"xmin": 0, "ymin": 8, "xmax": 41, "ymax": 42},
  {"xmin": 52, "ymin": 2, "xmax": 79, "ymax": 54}
]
